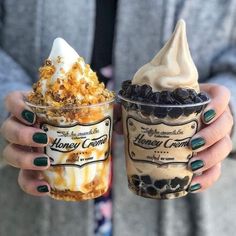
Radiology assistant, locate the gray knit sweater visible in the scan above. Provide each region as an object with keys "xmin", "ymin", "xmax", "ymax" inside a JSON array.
[{"xmin": 1, "ymin": 0, "xmax": 236, "ymax": 236}]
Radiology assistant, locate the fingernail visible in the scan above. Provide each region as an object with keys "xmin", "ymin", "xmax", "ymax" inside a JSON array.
[
  {"xmin": 37, "ymin": 185, "xmax": 49, "ymax": 193},
  {"xmin": 32, "ymin": 133, "xmax": 47, "ymax": 144},
  {"xmin": 191, "ymin": 137, "xmax": 205, "ymax": 150},
  {"xmin": 203, "ymin": 109, "xmax": 216, "ymax": 123},
  {"xmin": 34, "ymin": 157, "xmax": 48, "ymax": 167},
  {"xmin": 189, "ymin": 183, "xmax": 201, "ymax": 192},
  {"xmin": 190, "ymin": 160, "xmax": 204, "ymax": 171},
  {"xmin": 21, "ymin": 110, "xmax": 35, "ymax": 123}
]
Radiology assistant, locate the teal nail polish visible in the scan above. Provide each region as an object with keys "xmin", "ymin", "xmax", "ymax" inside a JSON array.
[
  {"xmin": 34, "ymin": 157, "xmax": 48, "ymax": 167},
  {"xmin": 21, "ymin": 110, "xmax": 35, "ymax": 123},
  {"xmin": 37, "ymin": 185, "xmax": 49, "ymax": 193},
  {"xmin": 204, "ymin": 109, "xmax": 216, "ymax": 123},
  {"xmin": 190, "ymin": 160, "xmax": 204, "ymax": 171},
  {"xmin": 191, "ymin": 137, "xmax": 205, "ymax": 150},
  {"xmin": 189, "ymin": 183, "xmax": 201, "ymax": 192},
  {"xmin": 32, "ymin": 133, "xmax": 47, "ymax": 144}
]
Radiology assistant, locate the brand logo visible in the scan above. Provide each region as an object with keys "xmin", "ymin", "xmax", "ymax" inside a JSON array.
[
  {"xmin": 126, "ymin": 116, "xmax": 198, "ymax": 165},
  {"xmin": 133, "ymin": 134, "xmax": 163, "ymax": 149},
  {"xmin": 133, "ymin": 134, "xmax": 190, "ymax": 150},
  {"xmin": 50, "ymin": 138, "xmax": 80, "ymax": 152},
  {"xmin": 49, "ymin": 134, "xmax": 108, "ymax": 153},
  {"xmin": 41, "ymin": 117, "xmax": 112, "ymax": 167}
]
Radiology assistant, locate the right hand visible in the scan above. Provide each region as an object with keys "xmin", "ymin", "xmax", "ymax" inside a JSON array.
[{"xmin": 0, "ymin": 91, "xmax": 51, "ymax": 196}]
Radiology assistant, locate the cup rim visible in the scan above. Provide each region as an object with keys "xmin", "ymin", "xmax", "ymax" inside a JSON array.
[
  {"xmin": 117, "ymin": 94, "xmax": 211, "ymax": 108},
  {"xmin": 25, "ymin": 97, "xmax": 115, "ymax": 109}
]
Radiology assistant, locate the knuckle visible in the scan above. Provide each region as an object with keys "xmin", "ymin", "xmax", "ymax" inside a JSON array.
[
  {"xmin": 206, "ymin": 146, "xmax": 218, "ymax": 163},
  {"xmin": 205, "ymin": 128, "xmax": 221, "ymax": 145},
  {"xmin": 204, "ymin": 164, "xmax": 222, "ymax": 189},
  {"xmin": 219, "ymin": 85, "xmax": 231, "ymax": 101},
  {"xmin": 223, "ymin": 135, "xmax": 233, "ymax": 153},
  {"xmin": 0, "ymin": 119, "xmax": 8, "ymax": 136},
  {"xmin": 18, "ymin": 172, "xmax": 31, "ymax": 194},
  {"xmin": 14, "ymin": 126, "xmax": 22, "ymax": 143},
  {"xmin": 4, "ymin": 94, "xmax": 11, "ymax": 110},
  {"xmin": 0, "ymin": 123, "xmax": 4, "ymax": 134},
  {"xmin": 216, "ymin": 162, "xmax": 222, "ymax": 172},
  {"xmin": 2, "ymin": 146, "xmax": 9, "ymax": 162},
  {"xmin": 15, "ymin": 127, "xmax": 29, "ymax": 144},
  {"xmin": 204, "ymin": 179, "xmax": 213, "ymax": 190},
  {"xmin": 15, "ymin": 155, "xmax": 24, "ymax": 168},
  {"xmin": 19, "ymin": 181, "xmax": 28, "ymax": 193},
  {"xmin": 4, "ymin": 92, "xmax": 16, "ymax": 110},
  {"xmin": 215, "ymin": 163, "xmax": 222, "ymax": 180},
  {"xmin": 2, "ymin": 144, "xmax": 12, "ymax": 162},
  {"xmin": 18, "ymin": 172, "xmax": 26, "ymax": 192},
  {"xmin": 9, "ymin": 150, "xmax": 24, "ymax": 168},
  {"xmin": 225, "ymin": 88, "xmax": 231, "ymax": 101},
  {"xmin": 225, "ymin": 110, "xmax": 234, "ymax": 127},
  {"xmin": 2, "ymin": 143, "xmax": 31, "ymax": 169}
]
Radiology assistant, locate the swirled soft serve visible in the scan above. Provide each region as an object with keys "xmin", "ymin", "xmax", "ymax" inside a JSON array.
[{"xmin": 132, "ymin": 19, "xmax": 199, "ymax": 92}]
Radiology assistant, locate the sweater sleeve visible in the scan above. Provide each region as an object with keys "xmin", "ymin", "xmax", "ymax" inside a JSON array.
[
  {"xmin": 0, "ymin": 49, "xmax": 32, "ymax": 167},
  {"xmin": 208, "ymin": 47, "xmax": 236, "ymax": 152}
]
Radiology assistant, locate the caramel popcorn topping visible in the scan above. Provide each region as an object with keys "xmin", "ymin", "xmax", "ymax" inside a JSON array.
[{"xmin": 28, "ymin": 57, "xmax": 114, "ymax": 108}]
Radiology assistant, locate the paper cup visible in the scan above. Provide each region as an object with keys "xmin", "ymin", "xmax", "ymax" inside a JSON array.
[
  {"xmin": 26, "ymin": 99, "xmax": 114, "ymax": 201},
  {"xmin": 118, "ymin": 94, "xmax": 210, "ymax": 200}
]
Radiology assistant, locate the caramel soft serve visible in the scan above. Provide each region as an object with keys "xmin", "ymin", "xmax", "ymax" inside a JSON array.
[{"xmin": 132, "ymin": 19, "xmax": 199, "ymax": 92}]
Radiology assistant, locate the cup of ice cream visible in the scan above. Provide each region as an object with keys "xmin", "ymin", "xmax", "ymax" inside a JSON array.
[
  {"xmin": 118, "ymin": 20, "xmax": 210, "ymax": 200},
  {"xmin": 27, "ymin": 38, "xmax": 115, "ymax": 201}
]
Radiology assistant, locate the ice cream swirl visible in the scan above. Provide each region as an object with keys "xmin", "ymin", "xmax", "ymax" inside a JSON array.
[{"xmin": 132, "ymin": 19, "xmax": 199, "ymax": 92}]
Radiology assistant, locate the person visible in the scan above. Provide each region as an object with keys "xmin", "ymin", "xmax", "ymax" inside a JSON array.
[{"xmin": 0, "ymin": 1, "xmax": 235, "ymax": 236}]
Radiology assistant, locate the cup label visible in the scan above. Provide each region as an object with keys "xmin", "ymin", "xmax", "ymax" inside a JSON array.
[
  {"xmin": 41, "ymin": 117, "xmax": 112, "ymax": 167},
  {"xmin": 126, "ymin": 116, "xmax": 198, "ymax": 165}
]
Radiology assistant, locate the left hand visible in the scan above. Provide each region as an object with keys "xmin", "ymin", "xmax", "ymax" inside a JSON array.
[{"xmin": 188, "ymin": 83, "xmax": 233, "ymax": 193}]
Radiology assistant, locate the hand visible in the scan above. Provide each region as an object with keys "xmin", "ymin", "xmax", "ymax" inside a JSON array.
[
  {"xmin": 1, "ymin": 91, "xmax": 50, "ymax": 196},
  {"xmin": 188, "ymin": 83, "xmax": 233, "ymax": 193},
  {"xmin": 113, "ymin": 103, "xmax": 123, "ymax": 135}
]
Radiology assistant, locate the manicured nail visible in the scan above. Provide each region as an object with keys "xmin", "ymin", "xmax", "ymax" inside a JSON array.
[
  {"xmin": 21, "ymin": 110, "xmax": 35, "ymax": 123},
  {"xmin": 34, "ymin": 157, "xmax": 48, "ymax": 167},
  {"xmin": 190, "ymin": 160, "xmax": 204, "ymax": 171},
  {"xmin": 191, "ymin": 137, "xmax": 205, "ymax": 150},
  {"xmin": 189, "ymin": 183, "xmax": 201, "ymax": 192},
  {"xmin": 32, "ymin": 132, "xmax": 47, "ymax": 144},
  {"xmin": 203, "ymin": 109, "xmax": 216, "ymax": 123},
  {"xmin": 37, "ymin": 185, "xmax": 49, "ymax": 193}
]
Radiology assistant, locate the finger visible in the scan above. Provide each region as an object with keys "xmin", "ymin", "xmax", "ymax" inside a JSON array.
[
  {"xmin": 189, "ymin": 135, "xmax": 232, "ymax": 173},
  {"xmin": 18, "ymin": 169, "xmax": 50, "ymax": 196},
  {"xmin": 188, "ymin": 163, "xmax": 221, "ymax": 193},
  {"xmin": 200, "ymin": 84, "xmax": 230, "ymax": 124},
  {"xmin": 3, "ymin": 144, "xmax": 50, "ymax": 170},
  {"xmin": 113, "ymin": 103, "xmax": 123, "ymax": 135},
  {"xmin": 113, "ymin": 120, "xmax": 123, "ymax": 135},
  {"xmin": 190, "ymin": 109, "xmax": 233, "ymax": 151},
  {"xmin": 114, "ymin": 103, "xmax": 122, "ymax": 122},
  {"xmin": 1, "ymin": 117, "xmax": 48, "ymax": 147},
  {"xmin": 4, "ymin": 91, "xmax": 36, "ymax": 125}
]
